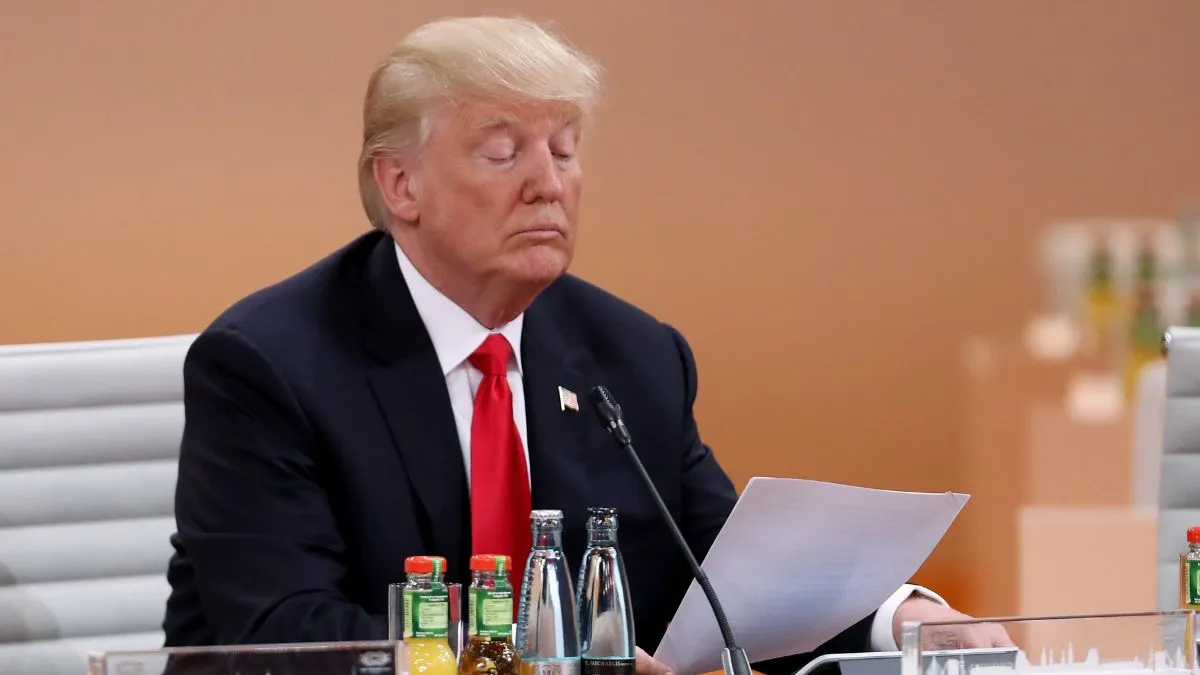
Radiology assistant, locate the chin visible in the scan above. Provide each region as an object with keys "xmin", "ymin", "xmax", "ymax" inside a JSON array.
[{"xmin": 512, "ymin": 247, "xmax": 572, "ymax": 286}]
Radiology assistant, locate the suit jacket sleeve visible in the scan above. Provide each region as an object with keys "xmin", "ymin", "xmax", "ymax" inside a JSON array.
[
  {"xmin": 666, "ymin": 324, "xmax": 875, "ymax": 675},
  {"xmin": 173, "ymin": 327, "xmax": 386, "ymax": 644}
]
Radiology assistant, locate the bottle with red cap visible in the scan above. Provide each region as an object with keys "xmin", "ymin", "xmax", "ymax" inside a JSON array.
[
  {"xmin": 459, "ymin": 554, "xmax": 520, "ymax": 675},
  {"xmin": 1082, "ymin": 228, "xmax": 1118, "ymax": 361},
  {"xmin": 1181, "ymin": 528, "xmax": 1200, "ymax": 610},
  {"xmin": 403, "ymin": 555, "xmax": 457, "ymax": 675},
  {"xmin": 1123, "ymin": 285, "xmax": 1164, "ymax": 403}
]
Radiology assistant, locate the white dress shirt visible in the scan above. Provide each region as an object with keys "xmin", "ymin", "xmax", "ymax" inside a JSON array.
[
  {"xmin": 395, "ymin": 242, "xmax": 530, "ymax": 485},
  {"xmin": 394, "ymin": 242, "xmax": 944, "ymax": 651}
]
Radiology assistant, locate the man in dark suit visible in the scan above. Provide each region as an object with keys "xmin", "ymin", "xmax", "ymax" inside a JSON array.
[{"xmin": 163, "ymin": 15, "xmax": 1010, "ymax": 674}]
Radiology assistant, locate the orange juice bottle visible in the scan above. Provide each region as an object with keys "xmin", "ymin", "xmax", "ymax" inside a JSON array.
[{"xmin": 403, "ymin": 556, "xmax": 458, "ymax": 675}]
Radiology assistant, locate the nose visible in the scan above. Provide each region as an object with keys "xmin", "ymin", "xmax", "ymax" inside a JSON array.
[{"xmin": 520, "ymin": 145, "xmax": 565, "ymax": 204}]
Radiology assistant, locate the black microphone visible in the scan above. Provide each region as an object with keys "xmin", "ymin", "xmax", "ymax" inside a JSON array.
[{"xmin": 589, "ymin": 385, "xmax": 752, "ymax": 675}]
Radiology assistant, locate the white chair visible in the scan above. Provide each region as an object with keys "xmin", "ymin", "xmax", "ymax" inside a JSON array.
[
  {"xmin": 1133, "ymin": 360, "xmax": 1167, "ymax": 511},
  {"xmin": 1159, "ymin": 326, "xmax": 1200, "ymax": 610},
  {"xmin": 0, "ymin": 334, "xmax": 196, "ymax": 674}
]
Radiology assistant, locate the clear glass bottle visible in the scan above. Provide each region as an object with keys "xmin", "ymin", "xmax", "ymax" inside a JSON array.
[
  {"xmin": 576, "ymin": 508, "xmax": 635, "ymax": 675},
  {"xmin": 460, "ymin": 554, "xmax": 521, "ymax": 675},
  {"xmin": 403, "ymin": 556, "xmax": 458, "ymax": 675},
  {"xmin": 516, "ymin": 510, "xmax": 581, "ymax": 675}
]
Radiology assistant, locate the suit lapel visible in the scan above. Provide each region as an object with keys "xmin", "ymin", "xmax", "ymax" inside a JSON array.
[
  {"xmin": 361, "ymin": 236, "xmax": 469, "ymax": 574},
  {"xmin": 521, "ymin": 297, "xmax": 594, "ymax": 558},
  {"xmin": 357, "ymin": 235, "xmax": 594, "ymax": 576}
]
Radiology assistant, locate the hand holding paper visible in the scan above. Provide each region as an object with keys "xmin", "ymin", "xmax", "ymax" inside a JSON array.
[{"xmin": 652, "ymin": 477, "xmax": 969, "ymax": 675}]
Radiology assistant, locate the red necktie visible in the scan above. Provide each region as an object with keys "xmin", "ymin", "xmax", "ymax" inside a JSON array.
[{"xmin": 468, "ymin": 334, "xmax": 532, "ymax": 597}]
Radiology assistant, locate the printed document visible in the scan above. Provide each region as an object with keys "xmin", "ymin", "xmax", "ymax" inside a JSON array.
[{"xmin": 653, "ymin": 477, "xmax": 969, "ymax": 675}]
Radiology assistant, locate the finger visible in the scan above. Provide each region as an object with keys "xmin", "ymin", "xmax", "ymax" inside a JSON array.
[
  {"xmin": 989, "ymin": 625, "xmax": 1016, "ymax": 648},
  {"xmin": 635, "ymin": 647, "xmax": 674, "ymax": 675},
  {"xmin": 954, "ymin": 626, "xmax": 998, "ymax": 649},
  {"xmin": 922, "ymin": 627, "xmax": 966, "ymax": 650},
  {"xmin": 968, "ymin": 624, "xmax": 1015, "ymax": 648}
]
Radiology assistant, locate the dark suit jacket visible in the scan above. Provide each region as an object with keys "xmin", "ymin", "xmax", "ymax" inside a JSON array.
[{"xmin": 163, "ymin": 230, "xmax": 875, "ymax": 674}]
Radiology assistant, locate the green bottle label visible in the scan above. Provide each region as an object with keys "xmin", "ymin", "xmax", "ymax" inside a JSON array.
[
  {"xmin": 404, "ymin": 587, "xmax": 449, "ymax": 639},
  {"xmin": 468, "ymin": 586, "xmax": 513, "ymax": 638},
  {"xmin": 1187, "ymin": 559, "xmax": 1200, "ymax": 606}
]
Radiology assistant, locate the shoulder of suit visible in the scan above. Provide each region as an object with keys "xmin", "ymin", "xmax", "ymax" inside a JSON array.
[
  {"xmin": 202, "ymin": 230, "xmax": 380, "ymax": 342},
  {"xmin": 538, "ymin": 275, "xmax": 695, "ymax": 394},
  {"xmin": 539, "ymin": 274, "xmax": 666, "ymax": 327},
  {"xmin": 535, "ymin": 273, "xmax": 686, "ymax": 359}
]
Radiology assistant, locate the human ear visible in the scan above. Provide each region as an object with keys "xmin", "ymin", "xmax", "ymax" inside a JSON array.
[{"xmin": 373, "ymin": 155, "xmax": 421, "ymax": 223}]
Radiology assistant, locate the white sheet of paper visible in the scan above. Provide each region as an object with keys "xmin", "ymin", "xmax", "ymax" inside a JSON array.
[{"xmin": 652, "ymin": 476, "xmax": 969, "ymax": 675}]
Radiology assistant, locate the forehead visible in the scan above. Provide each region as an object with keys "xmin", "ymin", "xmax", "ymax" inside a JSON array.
[{"xmin": 449, "ymin": 100, "xmax": 582, "ymax": 136}]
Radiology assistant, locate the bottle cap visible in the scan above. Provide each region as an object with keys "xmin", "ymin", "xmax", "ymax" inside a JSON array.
[
  {"xmin": 469, "ymin": 554, "xmax": 512, "ymax": 573},
  {"xmin": 404, "ymin": 555, "xmax": 446, "ymax": 575},
  {"xmin": 587, "ymin": 507, "xmax": 618, "ymax": 517},
  {"xmin": 531, "ymin": 509, "xmax": 563, "ymax": 519},
  {"xmin": 1188, "ymin": 527, "xmax": 1200, "ymax": 544}
]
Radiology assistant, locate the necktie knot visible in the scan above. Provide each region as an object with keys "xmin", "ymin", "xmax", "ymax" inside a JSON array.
[{"xmin": 469, "ymin": 333, "xmax": 512, "ymax": 377}]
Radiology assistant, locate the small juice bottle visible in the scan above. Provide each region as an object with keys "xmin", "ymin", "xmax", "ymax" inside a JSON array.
[
  {"xmin": 459, "ymin": 554, "xmax": 520, "ymax": 675},
  {"xmin": 1122, "ymin": 286, "xmax": 1163, "ymax": 403},
  {"xmin": 403, "ymin": 555, "xmax": 458, "ymax": 675},
  {"xmin": 1082, "ymin": 231, "xmax": 1117, "ymax": 352},
  {"xmin": 1180, "ymin": 527, "xmax": 1200, "ymax": 610},
  {"xmin": 1134, "ymin": 230, "xmax": 1159, "ymax": 288}
]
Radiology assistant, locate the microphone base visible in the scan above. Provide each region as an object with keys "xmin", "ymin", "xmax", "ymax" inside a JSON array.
[{"xmin": 722, "ymin": 647, "xmax": 753, "ymax": 675}]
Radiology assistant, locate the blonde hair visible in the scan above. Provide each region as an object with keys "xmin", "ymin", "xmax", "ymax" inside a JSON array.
[{"xmin": 357, "ymin": 16, "xmax": 603, "ymax": 228}]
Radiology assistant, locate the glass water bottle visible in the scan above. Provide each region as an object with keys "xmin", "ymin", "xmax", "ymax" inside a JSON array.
[
  {"xmin": 515, "ymin": 509, "xmax": 581, "ymax": 675},
  {"xmin": 576, "ymin": 508, "xmax": 635, "ymax": 675}
]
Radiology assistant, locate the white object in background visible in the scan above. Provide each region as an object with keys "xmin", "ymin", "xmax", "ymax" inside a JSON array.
[
  {"xmin": 1036, "ymin": 218, "xmax": 1179, "ymax": 320},
  {"xmin": 1065, "ymin": 372, "xmax": 1125, "ymax": 423},
  {"xmin": 1023, "ymin": 313, "xmax": 1082, "ymax": 362},
  {"xmin": 653, "ymin": 477, "xmax": 969, "ymax": 675}
]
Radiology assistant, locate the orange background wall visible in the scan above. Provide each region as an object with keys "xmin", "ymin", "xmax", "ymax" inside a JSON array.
[{"xmin": 2, "ymin": 1, "xmax": 1199, "ymax": 616}]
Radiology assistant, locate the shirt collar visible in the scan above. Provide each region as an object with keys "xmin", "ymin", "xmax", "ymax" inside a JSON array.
[{"xmin": 394, "ymin": 241, "xmax": 524, "ymax": 376}]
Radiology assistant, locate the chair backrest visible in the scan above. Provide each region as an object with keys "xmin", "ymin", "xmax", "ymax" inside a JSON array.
[
  {"xmin": 0, "ymin": 334, "xmax": 196, "ymax": 675},
  {"xmin": 1133, "ymin": 360, "xmax": 1167, "ymax": 511},
  {"xmin": 1159, "ymin": 326, "xmax": 1200, "ymax": 610}
]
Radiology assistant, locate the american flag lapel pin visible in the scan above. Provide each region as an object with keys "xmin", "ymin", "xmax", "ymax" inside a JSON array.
[{"xmin": 558, "ymin": 386, "xmax": 579, "ymax": 412}]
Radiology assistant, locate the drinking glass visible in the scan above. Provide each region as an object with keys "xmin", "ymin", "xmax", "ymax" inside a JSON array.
[
  {"xmin": 899, "ymin": 610, "xmax": 1196, "ymax": 675},
  {"xmin": 388, "ymin": 581, "xmax": 463, "ymax": 657}
]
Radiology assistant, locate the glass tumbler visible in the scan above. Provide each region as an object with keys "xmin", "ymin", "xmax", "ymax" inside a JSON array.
[{"xmin": 388, "ymin": 581, "xmax": 464, "ymax": 657}]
